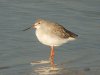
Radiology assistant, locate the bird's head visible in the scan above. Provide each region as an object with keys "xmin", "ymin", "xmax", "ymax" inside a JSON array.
[
  {"xmin": 23, "ymin": 18, "xmax": 45, "ymax": 31},
  {"xmin": 32, "ymin": 19, "xmax": 45, "ymax": 29}
]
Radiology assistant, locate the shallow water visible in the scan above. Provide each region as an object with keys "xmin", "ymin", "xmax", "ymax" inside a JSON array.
[{"xmin": 0, "ymin": 0, "xmax": 100, "ymax": 75}]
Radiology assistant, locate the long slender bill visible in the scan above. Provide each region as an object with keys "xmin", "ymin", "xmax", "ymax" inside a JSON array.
[{"xmin": 22, "ymin": 26, "xmax": 32, "ymax": 31}]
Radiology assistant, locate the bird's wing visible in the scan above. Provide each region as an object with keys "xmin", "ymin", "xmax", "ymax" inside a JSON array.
[{"xmin": 49, "ymin": 23, "xmax": 78, "ymax": 38}]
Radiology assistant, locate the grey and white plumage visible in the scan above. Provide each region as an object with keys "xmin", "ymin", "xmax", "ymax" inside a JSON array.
[{"xmin": 32, "ymin": 19, "xmax": 78, "ymax": 46}]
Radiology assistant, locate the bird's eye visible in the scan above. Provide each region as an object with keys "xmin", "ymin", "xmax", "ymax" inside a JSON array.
[{"xmin": 38, "ymin": 22, "xmax": 40, "ymax": 24}]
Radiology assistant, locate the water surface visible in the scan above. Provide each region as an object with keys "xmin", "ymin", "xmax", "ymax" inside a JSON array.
[{"xmin": 0, "ymin": 0, "xmax": 100, "ymax": 75}]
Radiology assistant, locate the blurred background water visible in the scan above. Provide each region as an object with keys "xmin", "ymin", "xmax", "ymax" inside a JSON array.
[{"xmin": 0, "ymin": 0, "xmax": 100, "ymax": 75}]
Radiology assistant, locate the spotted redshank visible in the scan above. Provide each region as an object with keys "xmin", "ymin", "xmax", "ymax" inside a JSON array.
[{"xmin": 23, "ymin": 18, "xmax": 78, "ymax": 68}]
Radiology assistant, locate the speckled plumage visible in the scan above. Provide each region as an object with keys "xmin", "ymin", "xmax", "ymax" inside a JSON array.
[
  {"xmin": 33, "ymin": 19, "xmax": 78, "ymax": 46},
  {"xmin": 34, "ymin": 19, "xmax": 78, "ymax": 38}
]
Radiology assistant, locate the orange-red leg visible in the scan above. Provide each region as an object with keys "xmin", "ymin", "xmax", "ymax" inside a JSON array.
[{"xmin": 49, "ymin": 46, "xmax": 55, "ymax": 68}]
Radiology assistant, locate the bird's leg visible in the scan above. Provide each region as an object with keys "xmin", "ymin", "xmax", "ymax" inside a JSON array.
[{"xmin": 49, "ymin": 46, "xmax": 55, "ymax": 68}]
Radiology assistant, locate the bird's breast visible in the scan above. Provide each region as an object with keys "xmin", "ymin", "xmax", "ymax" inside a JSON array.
[{"xmin": 35, "ymin": 29, "xmax": 75, "ymax": 46}]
